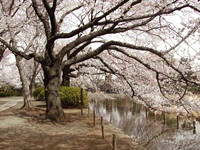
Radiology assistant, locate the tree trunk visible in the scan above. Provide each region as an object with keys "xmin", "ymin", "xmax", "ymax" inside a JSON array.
[
  {"xmin": 43, "ymin": 62, "xmax": 65, "ymax": 121},
  {"xmin": 30, "ymin": 80, "xmax": 35, "ymax": 98},
  {"xmin": 15, "ymin": 55, "xmax": 35, "ymax": 109},
  {"xmin": 21, "ymin": 85, "xmax": 35, "ymax": 109},
  {"xmin": 62, "ymin": 75, "xmax": 70, "ymax": 87},
  {"xmin": 62, "ymin": 66, "xmax": 71, "ymax": 87},
  {"xmin": 0, "ymin": 45, "xmax": 6, "ymax": 62}
]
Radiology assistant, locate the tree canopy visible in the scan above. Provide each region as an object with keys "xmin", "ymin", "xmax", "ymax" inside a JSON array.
[{"xmin": 0, "ymin": 0, "xmax": 200, "ymax": 120}]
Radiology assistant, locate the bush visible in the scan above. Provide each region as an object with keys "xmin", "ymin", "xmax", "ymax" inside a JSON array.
[
  {"xmin": 60, "ymin": 86, "xmax": 88, "ymax": 108},
  {"xmin": 12, "ymin": 89, "xmax": 23, "ymax": 96},
  {"xmin": 33, "ymin": 87, "xmax": 45, "ymax": 101},
  {"xmin": 0, "ymin": 91, "xmax": 11, "ymax": 97},
  {"xmin": 38, "ymin": 88, "xmax": 45, "ymax": 101},
  {"xmin": 33, "ymin": 86, "xmax": 88, "ymax": 108},
  {"xmin": 0, "ymin": 85, "xmax": 22, "ymax": 97}
]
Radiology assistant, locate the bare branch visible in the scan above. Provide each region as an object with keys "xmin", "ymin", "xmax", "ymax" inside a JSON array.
[
  {"xmin": 0, "ymin": 45, "xmax": 6, "ymax": 61},
  {"xmin": 57, "ymin": 4, "xmax": 83, "ymax": 30},
  {"xmin": 107, "ymin": 42, "xmax": 198, "ymax": 85},
  {"xmin": 63, "ymin": 41, "xmax": 113, "ymax": 66},
  {"xmin": 97, "ymin": 3, "xmax": 191, "ymax": 25},
  {"xmin": 8, "ymin": 0, "xmax": 14, "ymax": 15},
  {"xmin": 0, "ymin": 38, "xmax": 34, "ymax": 60},
  {"xmin": 63, "ymin": 40, "xmax": 163, "ymax": 67},
  {"xmin": 24, "ymin": 27, "xmax": 39, "ymax": 53},
  {"xmin": 42, "ymin": 0, "xmax": 57, "ymax": 36},
  {"xmin": 87, "ymin": 57, "xmax": 136, "ymax": 97},
  {"xmin": 68, "ymin": 40, "xmax": 91, "ymax": 59},
  {"xmin": 94, "ymin": 56, "xmax": 116, "ymax": 74},
  {"xmin": 57, "ymin": 25, "xmax": 117, "ymax": 58},
  {"xmin": 32, "ymin": 0, "xmax": 51, "ymax": 38},
  {"xmin": 111, "ymin": 16, "xmax": 156, "ymax": 33},
  {"xmin": 52, "ymin": 0, "xmax": 57, "ymax": 12},
  {"xmin": 163, "ymin": 21, "xmax": 200, "ymax": 55},
  {"xmin": 51, "ymin": 0, "xmax": 138, "ymax": 41},
  {"xmin": 188, "ymin": 5, "xmax": 200, "ymax": 13}
]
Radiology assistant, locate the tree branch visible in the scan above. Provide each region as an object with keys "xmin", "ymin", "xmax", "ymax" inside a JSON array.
[
  {"xmin": 24, "ymin": 27, "xmax": 39, "ymax": 53},
  {"xmin": 0, "ymin": 38, "xmax": 34, "ymax": 60},
  {"xmin": 63, "ymin": 40, "xmax": 163, "ymax": 67},
  {"xmin": 42, "ymin": 0, "xmax": 57, "ymax": 36},
  {"xmin": 62, "ymin": 41, "xmax": 113, "ymax": 67},
  {"xmin": 68, "ymin": 40, "xmax": 91, "ymax": 59},
  {"xmin": 163, "ymin": 21, "xmax": 200, "ymax": 55},
  {"xmin": 57, "ymin": 25, "xmax": 117, "ymax": 58},
  {"xmin": 50, "ymin": 0, "xmax": 136, "ymax": 41},
  {"xmin": 0, "ymin": 45, "xmax": 6, "ymax": 62},
  {"xmin": 58, "ymin": 4, "xmax": 83, "ymax": 30},
  {"xmin": 83, "ymin": 58, "xmax": 136, "ymax": 97},
  {"xmin": 97, "ymin": 3, "xmax": 190, "ymax": 25},
  {"xmin": 32, "ymin": 0, "xmax": 51, "ymax": 38}
]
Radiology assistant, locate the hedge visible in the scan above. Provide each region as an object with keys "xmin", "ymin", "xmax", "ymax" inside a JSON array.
[
  {"xmin": 0, "ymin": 91, "xmax": 11, "ymax": 97},
  {"xmin": 60, "ymin": 86, "xmax": 88, "ymax": 108},
  {"xmin": 0, "ymin": 85, "xmax": 22, "ymax": 97},
  {"xmin": 33, "ymin": 87, "xmax": 45, "ymax": 101},
  {"xmin": 33, "ymin": 86, "xmax": 88, "ymax": 108}
]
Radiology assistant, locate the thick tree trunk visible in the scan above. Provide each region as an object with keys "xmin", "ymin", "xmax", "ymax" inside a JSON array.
[
  {"xmin": 21, "ymin": 84, "xmax": 35, "ymax": 109},
  {"xmin": 62, "ymin": 75, "xmax": 70, "ymax": 87},
  {"xmin": 29, "ymin": 67, "xmax": 36, "ymax": 98},
  {"xmin": 62, "ymin": 66, "xmax": 71, "ymax": 87},
  {"xmin": 43, "ymin": 62, "xmax": 65, "ymax": 121},
  {"xmin": 30, "ymin": 80, "xmax": 35, "ymax": 98},
  {"xmin": 15, "ymin": 55, "xmax": 35, "ymax": 109},
  {"xmin": 30, "ymin": 61, "xmax": 40, "ymax": 97}
]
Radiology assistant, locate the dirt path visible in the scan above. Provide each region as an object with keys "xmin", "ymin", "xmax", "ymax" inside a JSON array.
[{"xmin": 0, "ymin": 98, "xmax": 144, "ymax": 150}]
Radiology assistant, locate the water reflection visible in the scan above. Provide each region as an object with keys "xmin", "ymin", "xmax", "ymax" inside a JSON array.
[{"xmin": 89, "ymin": 98, "xmax": 200, "ymax": 150}]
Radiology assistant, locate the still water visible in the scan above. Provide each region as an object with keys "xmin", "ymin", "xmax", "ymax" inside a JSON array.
[{"xmin": 89, "ymin": 98, "xmax": 200, "ymax": 150}]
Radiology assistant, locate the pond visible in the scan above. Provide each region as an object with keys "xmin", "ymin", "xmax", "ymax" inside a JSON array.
[{"xmin": 89, "ymin": 98, "xmax": 200, "ymax": 150}]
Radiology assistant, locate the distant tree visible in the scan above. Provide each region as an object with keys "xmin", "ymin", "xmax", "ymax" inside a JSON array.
[
  {"xmin": 0, "ymin": 0, "xmax": 41, "ymax": 109},
  {"xmin": 0, "ymin": 50, "xmax": 20, "ymax": 87}
]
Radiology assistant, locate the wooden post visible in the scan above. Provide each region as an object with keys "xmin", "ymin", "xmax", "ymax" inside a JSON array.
[
  {"xmin": 101, "ymin": 116, "xmax": 104, "ymax": 139},
  {"xmin": 81, "ymin": 88, "xmax": 83, "ymax": 116},
  {"xmin": 145, "ymin": 108, "xmax": 148, "ymax": 119},
  {"xmin": 154, "ymin": 111, "xmax": 156, "ymax": 121},
  {"xmin": 88, "ymin": 106, "xmax": 90, "ymax": 117},
  {"xmin": 93, "ymin": 107, "xmax": 96, "ymax": 126},
  {"xmin": 193, "ymin": 121, "xmax": 196, "ymax": 134},
  {"xmin": 177, "ymin": 115, "xmax": 179, "ymax": 129},
  {"xmin": 112, "ymin": 134, "xmax": 116, "ymax": 150},
  {"xmin": 163, "ymin": 112, "xmax": 166, "ymax": 126}
]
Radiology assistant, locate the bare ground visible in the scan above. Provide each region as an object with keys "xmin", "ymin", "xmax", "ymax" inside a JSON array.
[{"xmin": 0, "ymin": 100, "xmax": 144, "ymax": 150}]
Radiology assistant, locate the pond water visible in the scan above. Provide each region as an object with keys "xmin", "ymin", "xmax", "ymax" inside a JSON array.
[{"xmin": 89, "ymin": 98, "xmax": 200, "ymax": 150}]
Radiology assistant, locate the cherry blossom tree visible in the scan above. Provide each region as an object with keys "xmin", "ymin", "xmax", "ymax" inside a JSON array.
[
  {"xmin": 0, "ymin": 0, "xmax": 200, "ymax": 121},
  {"xmin": 0, "ymin": 50, "xmax": 20, "ymax": 87},
  {"xmin": 0, "ymin": 0, "xmax": 42, "ymax": 109}
]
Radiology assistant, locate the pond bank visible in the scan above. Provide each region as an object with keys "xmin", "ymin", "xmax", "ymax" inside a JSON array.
[
  {"xmin": 88, "ymin": 92, "xmax": 200, "ymax": 119},
  {"xmin": 90, "ymin": 97, "xmax": 200, "ymax": 150},
  {"xmin": 0, "ymin": 98, "xmax": 144, "ymax": 150}
]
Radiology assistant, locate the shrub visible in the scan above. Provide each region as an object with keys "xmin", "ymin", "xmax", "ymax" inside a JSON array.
[
  {"xmin": 12, "ymin": 89, "xmax": 23, "ymax": 96},
  {"xmin": 0, "ymin": 91, "xmax": 11, "ymax": 97},
  {"xmin": 60, "ymin": 86, "xmax": 88, "ymax": 108},
  {"xmin": 38, "ymin": 88, "xmax": 45, "ymax": 101},
  {"xmin": 33, "ymin": 87, "xmax": 45, "ymax": 101},
  {"xmin": 0, "ymin": 85, "xmax": 22, "ymax": 97},
  {"xmin": 33, "ymin": 86, "xmax": 88, "ymax": 108}
]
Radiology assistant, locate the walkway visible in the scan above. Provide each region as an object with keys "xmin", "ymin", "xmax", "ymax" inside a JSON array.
[{"xmin": 0, "ymin": 97, "xmax": 23, "ymax": 112}]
